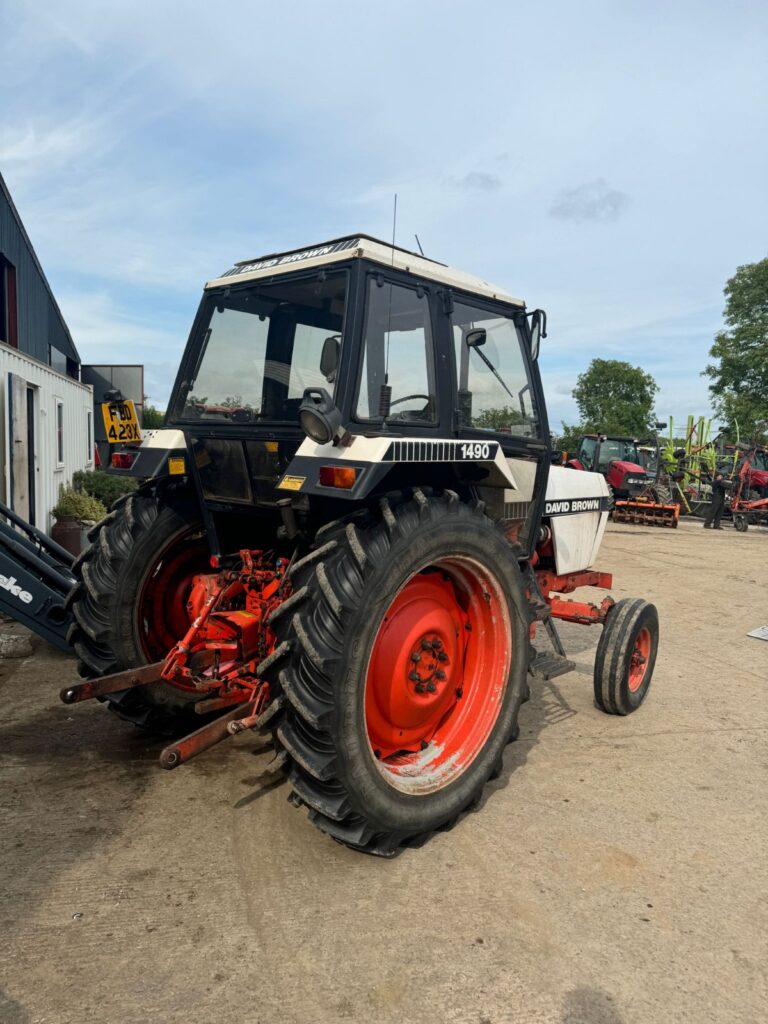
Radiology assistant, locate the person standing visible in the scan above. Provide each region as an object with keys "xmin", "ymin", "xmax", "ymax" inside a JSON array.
[{"xmin": 703, "ymin": 472, "xmax": 727, "ymax": 529}]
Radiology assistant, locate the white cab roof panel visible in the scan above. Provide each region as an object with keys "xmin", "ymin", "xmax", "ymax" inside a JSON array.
[{"xmin": 205, "ymin": 235, "xmax": 524, "ymax": 307}]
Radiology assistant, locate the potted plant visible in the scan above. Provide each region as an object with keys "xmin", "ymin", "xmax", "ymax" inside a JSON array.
[{"xmin": 51, "ymin": 487, "xmax": 107, "ymax": 557}]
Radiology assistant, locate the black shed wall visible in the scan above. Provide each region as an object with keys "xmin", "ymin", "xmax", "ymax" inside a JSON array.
[{"xmin": 0, "ymin": 173, "xmax": 80, "ymax": 368}]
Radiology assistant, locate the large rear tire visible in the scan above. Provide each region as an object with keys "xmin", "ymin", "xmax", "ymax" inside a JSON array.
[
  {"xmin": 67, "ymin": 488, "xmax": 211, "ymax": 733},
  {"xmin": 261, "ymin": 490, "xmax": 530, "ymax": 855}
]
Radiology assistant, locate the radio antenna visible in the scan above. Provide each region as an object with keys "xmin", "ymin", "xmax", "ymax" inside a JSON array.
[
  {"xmin": 391, "ymin": 193, "xmax": 398, "ymax": 258},
  {"xmin": 414, "ymin": 233, "xmax": 424, "ymax": 255}
]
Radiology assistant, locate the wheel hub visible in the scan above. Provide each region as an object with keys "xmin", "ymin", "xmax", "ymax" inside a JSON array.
[
  {"xmin": 366, "ymin": 576, "xmax": 463, "ymax": 756},
  {"xmin": 628, "ymin": 626, "xmax": 651, "ymax": 692},
  {"xmin": 408, "ymin": 634, "xmax": 450, "ymax": 696},
  {"xmin": 364, "ymin": 557, "xmax": 512, "ymax": 794}
]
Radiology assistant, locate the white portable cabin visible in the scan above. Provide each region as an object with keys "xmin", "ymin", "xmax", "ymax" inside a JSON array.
[{"xmin": 0, "ymin": 343, "xmax": 94, "ymax": 531}]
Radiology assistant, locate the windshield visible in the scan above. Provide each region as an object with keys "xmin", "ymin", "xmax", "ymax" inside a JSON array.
[
  {"xmin": 452, "ymin": 301, "xmax": 540, "ymax": 437},
  {"xmin": 597, "ymin": 439, "xmax": 640, "ymax": 468},
  {"xmin": 177, "ymin": 272, "xmax": 347, "ymax": 422}
]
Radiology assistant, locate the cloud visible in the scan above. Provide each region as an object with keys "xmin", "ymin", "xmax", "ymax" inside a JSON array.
[
  {"xmin": 455, "ymin": 172, "xmax": 503, "ymax": 193},
  {"xmin": 549, "ymin": 178, "xmax": 630, "ymax": 222},
  {"xmin": 55, "ymin": 289, "xmax": 187, "ymax": 405}
]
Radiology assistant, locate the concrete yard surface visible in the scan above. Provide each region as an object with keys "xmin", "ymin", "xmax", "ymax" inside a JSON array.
[{"xmin": 1, "ymin": 518, "xmax": 767, "ymax": 1024}]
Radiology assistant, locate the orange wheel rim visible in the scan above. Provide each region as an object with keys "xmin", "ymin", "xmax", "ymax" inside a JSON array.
[
  {"xmin": 137, "ymin": 530, "xmax": 209, "ymax": 660},
  {"xmin": 628, "ymin": 626, "xmax": 651, "ymax": 693},
  {"xmin": 364, "ymin": 557, "xmax": 511, "ymax": 795}
]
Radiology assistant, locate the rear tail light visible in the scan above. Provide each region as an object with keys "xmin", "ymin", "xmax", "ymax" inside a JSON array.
[
  {"xmin": 111, "ymin": 451, "xmax": 135, "ymax": 470},
  {"xmin": 94, "ymin": 445, "xmax": 101, "ymax": 468},
  {"xmin": 319, "ymin": 466, "xmax": 357, "ymax": 489}
]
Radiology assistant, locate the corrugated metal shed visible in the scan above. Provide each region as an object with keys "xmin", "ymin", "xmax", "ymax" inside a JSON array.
[{"xmin": 0, "ymin": 171, "xmax": 80, "ymax": 367}]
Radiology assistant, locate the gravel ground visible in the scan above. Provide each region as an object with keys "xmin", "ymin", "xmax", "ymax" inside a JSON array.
[{"xmin": 1, "ymin": 517, "xmax": 767, "ymax": 1024}]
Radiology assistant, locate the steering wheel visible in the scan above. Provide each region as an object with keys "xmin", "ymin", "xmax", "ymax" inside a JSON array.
[{"xmin": 390, "ymin": 394, "xmax": 431, "ymax": 407}]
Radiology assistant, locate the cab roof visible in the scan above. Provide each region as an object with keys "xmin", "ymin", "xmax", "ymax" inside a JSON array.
[{"xmin": 205, "ymin": 234, "xmax": 525, "ymax": 307}]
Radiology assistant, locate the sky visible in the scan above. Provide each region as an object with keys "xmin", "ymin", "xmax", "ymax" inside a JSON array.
[{"xmin": 1, "ymin": 0, "xmax": 767, "ymax": 431}]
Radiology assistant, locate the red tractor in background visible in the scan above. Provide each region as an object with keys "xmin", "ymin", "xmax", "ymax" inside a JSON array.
[
  {"xmin": 567, "ymin": 434, "xmax": 679, "ymax": 527},
  {"xmin": 567, "ymin": 435, "xmax": 649, "ymax": 503}
]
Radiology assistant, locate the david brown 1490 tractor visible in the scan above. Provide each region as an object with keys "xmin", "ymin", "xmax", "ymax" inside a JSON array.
[{"xmin": 61, "ymin": 235, "xmax": 659, "ymax": 856}]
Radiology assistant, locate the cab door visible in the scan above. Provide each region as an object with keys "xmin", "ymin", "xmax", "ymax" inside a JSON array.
[{"xmin": 446, "ymin": 294, "xmax": 550, "ymax": 554}]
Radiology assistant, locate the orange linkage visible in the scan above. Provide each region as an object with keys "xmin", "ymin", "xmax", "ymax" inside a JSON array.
[{"xmin": 160, "ymin": 549, "xmax": 290, "ymax": 712}]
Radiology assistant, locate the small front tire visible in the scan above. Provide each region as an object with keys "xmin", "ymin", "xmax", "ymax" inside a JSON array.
[{"xmin": 594, "ymin": 599, "xmax": 658, "ymax": 715}]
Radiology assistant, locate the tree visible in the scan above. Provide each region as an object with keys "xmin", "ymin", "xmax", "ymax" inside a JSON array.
[
  {"xmin": 572, "ymin": 359, "xmax": 658, "ymax": 437},
  {"xmin": 556, "ymin": 423, "xmax": 585, "ymax": 454},
  {"xmin": 472, "ymin": 405, "xmax": 526, "ymax": 431},
  {"xmin": 704, "ymin": 257, "xmax": 768, "ymax": 443},
  {"xmin": 142, "ymin": 396, "xmax": 165, "ymax": 429}
]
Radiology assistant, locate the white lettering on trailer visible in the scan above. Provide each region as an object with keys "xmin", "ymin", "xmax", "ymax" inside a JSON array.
[{"xmin": 0, "ymin": 574, "xmax": 33, "ymax": 604}]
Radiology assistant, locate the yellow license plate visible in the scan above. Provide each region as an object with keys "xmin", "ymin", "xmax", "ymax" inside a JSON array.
[{"xmin": 101, "ymin": 400, "xmax": 141, "ymax": 443}]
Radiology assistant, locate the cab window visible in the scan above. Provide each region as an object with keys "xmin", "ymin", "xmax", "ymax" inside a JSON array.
[
  {"xmin": 356, "ymin": 279, "xmax": 436, "ymax": 423},
  {"xmin": 578, "ymin": 437, "xmax": 597, "ymax": 470},
  {"xmin": 452, "ymin": 300, "xmax": 540, "ymax": 437}
]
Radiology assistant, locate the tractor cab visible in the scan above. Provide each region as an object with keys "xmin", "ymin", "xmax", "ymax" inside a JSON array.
[
  {"xmin": 570, "ymin": 434, "xmax": 648, "ymax": 498},
  {"xmin": 114, "ymin": 235, "xmax": 552, "ymax": 559}
]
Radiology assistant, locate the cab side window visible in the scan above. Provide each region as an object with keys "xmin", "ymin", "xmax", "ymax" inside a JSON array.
[
  {"xmin": 356, "ymin": 279, "xmax": 436, "ymax": 423},
  {"xmin": 452, "ymin": 300, "xmax": 540, "ymax": 437},
  {"xmin": 578, "ymin": 437, "xmax": 597, "ymax": 470}
]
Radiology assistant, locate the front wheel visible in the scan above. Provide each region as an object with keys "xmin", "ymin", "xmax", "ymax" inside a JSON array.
[
  {"xmin": 734, "ymin": 514, "xmax": 748, "ymax": 532},
  {"xmin": 594, "ymin": 599, "xmax": 658, "ymax": 715},
  {"xmin": 262, "ymin": 491, "xmax": 530, "ymax": 855}
]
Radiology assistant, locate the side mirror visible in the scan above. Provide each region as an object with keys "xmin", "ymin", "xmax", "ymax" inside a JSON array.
[
  {"xmin": 320, "ymin": 335, "xmax": 340, "ymax": 382},
  {"xmin": 529, "ymin": 309, "xmax": 547, "ymax": 360},
  {"xmin": 465, "ymin": 328, "xmax": 486, "ymax": 349}
]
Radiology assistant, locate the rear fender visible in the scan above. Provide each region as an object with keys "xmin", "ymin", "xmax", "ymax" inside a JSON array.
[
  {"xmin": 105, "ymin": 429, "xmax": 188, "ymax": 482},
  {"xmin": 276, "ymin": 435, "xmax": 519, "ymax": 500}
]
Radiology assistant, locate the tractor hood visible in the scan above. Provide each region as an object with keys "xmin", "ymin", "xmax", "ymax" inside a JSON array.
[{"xmin": 609, "ymin": 459, "xmax": 646, "ymax": 476}]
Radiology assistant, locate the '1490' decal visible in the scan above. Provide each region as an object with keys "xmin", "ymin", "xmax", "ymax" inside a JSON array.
[{"xmin": 460, "ymin": 442, "xmax": 492, "ymax": 460}]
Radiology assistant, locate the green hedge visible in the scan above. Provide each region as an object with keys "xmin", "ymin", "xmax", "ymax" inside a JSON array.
[
  {"xmin": 72, "ymin": 469, "xmax": 137, "ymax": 509},
  {"xmin": 53, "ymin": 486, "xmax": 107, "ymax": 523}
]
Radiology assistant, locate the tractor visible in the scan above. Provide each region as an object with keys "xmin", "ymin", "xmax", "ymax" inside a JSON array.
[
  {"xmin": 567, "ymin": 434, "xmax": 679, "ymax": 527},
  {"xmin": 62, "ymin": 235, "xmax": 659, "ymax": 856},
  {"xmin": 567, "ymin": 434, "xmax": 650, "ymax": 502}
]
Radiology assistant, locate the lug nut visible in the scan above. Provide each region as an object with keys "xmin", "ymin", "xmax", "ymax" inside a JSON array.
[
  {"xmin": 432, "ymin": 638, "xmax": 443, "ymax": 650},
  {"xmin": 410, "ymin": 652, "xmax": 421, "ymax": 663},
  {"xmin": 421, "ymin": 639, "xmax": 433, "ymax": 651},
  {"xmin": 409, "ymin": 671, "xmax": 420, "ymax": 682},
  {"xmin": 435, "ymin": 669, "xmax": 446, "ymax": 681},
  {"xmin": 426, "ymin": 682, "xmax": 437, "ymax": 693},
  {"xmin": 415, "ymin": 683, "xmax": 426, "ymax": 694},
  {"xmin": 437, "ymin": 651, "xmax": 449, "ymax": 662}
]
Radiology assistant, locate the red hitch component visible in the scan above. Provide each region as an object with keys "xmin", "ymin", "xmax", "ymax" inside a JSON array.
[
  {"xmin": 60, "ymin": 662, "xmax": 164, "ymax": 704},
  {"xmin": 535, "ymin": 569, "xmax": 614, "ymax": 625},
  {"xmin": 61, "ymin": 549, "xmax": 291, "ymax": 769},
  {"xmin": 151, "ymin": 550, "xmax": 291, "ymax": 765}
]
